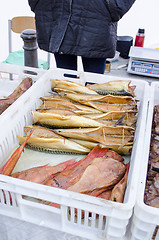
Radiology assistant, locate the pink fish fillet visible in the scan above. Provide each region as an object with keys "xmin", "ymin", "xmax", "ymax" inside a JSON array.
[
  {"xmin": 110, "ymin": 162, "xmax": 130, "ymax": 202},
  {"xmin": 44, "ymin": 145, "xmax": 109, "ymax": 189},
  {"xmin": 11, "ymin": 158, "xmax": 76, "ymax": 184},
  {"xmin": 67, "ymin": 157, "xmax": 126, "ymax": 194}
]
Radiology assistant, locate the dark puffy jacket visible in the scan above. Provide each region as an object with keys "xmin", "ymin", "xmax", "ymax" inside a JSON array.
[{"xmin": 28, "ymin": 0, "xmax": 135, "ymax": 58}]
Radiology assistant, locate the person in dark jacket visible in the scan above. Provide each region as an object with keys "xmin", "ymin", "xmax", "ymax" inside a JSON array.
[{"xmin": 28, "ymin": 0, "xmax": 136, "ymax": 74}]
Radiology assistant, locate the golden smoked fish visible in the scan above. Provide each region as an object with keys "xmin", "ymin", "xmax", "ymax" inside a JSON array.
[
  {"xmin": 53, "ymin": 125, "xmax": 134, "ymax": 153},
  {"xmin": 83, "ymin": 111, "xmax": 137, "ymax": 127},
  {"xmin": 54, "ymin": 125, "xmax": 134, "ymax": 139},
  {"xmin": 67, "ymin": 139, "xmax": 133, "ymax": 155},
  {"xmin": 63, "ymin": 93, "xmax": 137, "ymax": 105},
  {"xmin": 61, "ymin": 93, "xmax": 137, "ymax": 113},
  {"xmin": 36, "ymin": 108, "xmax": 78, "ymax": 116},
  {"xmin": 40, "ymin": 97, "xmax": 80, "ymax": 111},
  {"xmin": 18, "ymin": 126, "xmax": 90, "ymax": 154},
  {"xmin": 32, "ymin": 111, "xmax": 103, "ymax": 128},
  {"xmin": 39, "ymin": 97, "xmax": 102, "ymax": 114},
  {"xmin": 82, "ymin": 102, "xmax": 137, "ymax": 113},
  {"xmin": 51, "ymin": 79, "xmax": 98, "ymax": 95},
  {"xmin": 86, "ymin": 80, "xmax": 136, "ymax": 96}
]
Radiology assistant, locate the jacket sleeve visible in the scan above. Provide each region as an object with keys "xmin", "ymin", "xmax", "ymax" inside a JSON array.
[
  {"xmin": 28, "ymin": 0, "xmax": 39, "ymax": 12},
  {"xmin": 105, "ymin": 0, "xmax": 136, "ymax": 22}
]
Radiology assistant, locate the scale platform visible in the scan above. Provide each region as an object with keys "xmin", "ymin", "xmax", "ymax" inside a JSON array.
[{"xmin": 127, "ymin": 46, "xmax": 159, "ymax": 78}]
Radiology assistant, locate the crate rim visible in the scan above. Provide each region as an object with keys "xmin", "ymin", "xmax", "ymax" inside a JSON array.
[{"xmin": 134, "ymin": 81, "xmax": 159, "ymax": 224}]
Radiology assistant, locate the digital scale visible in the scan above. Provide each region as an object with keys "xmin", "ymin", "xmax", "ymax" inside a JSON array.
[{"xmin": 127, "ymin": 46, "xmax": 159, "ymax": 78}]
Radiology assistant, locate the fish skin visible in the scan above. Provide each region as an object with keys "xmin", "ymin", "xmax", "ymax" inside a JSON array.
[
  {"xmin": 105, "ymin": 150, "xmax": 124, "ymax": 162},
  {"xmin": 0, "ymin": 130, "xmax": 33, "ymax": 175},
  {"xmin": 0, "ymin": 98, "xmax": 15, "ymax": 114},
  {"xmin": 54, "ymin": 126, "xmax": 135, "ymax": 147},
  {"xmin": 64, "ymin": 93, "xmax": 137, "ymax": 105},
  {"xmin": 40, "ymin": 97, "xmax": 80, "ymax": 111},
  {"xmin": 72, "ymin": 104, "xmax": 102, "ymax": 114},
  {"xmin": 44, "ymin": 145, "xmax": 109, "ymax": 189},
  {"xmin": 97, "ymin": 189, "xmax": 112, "ymax": 200},
  {"xmin": 11, "ymin": 158, "xmax": 76, "ymax": 184},
  {"xmin": 53, "ymin": 125, "xmax": 134, "ymax": 155},
  {"xmin": 41, "ymin": 147, "xmax": 126, "ymax": 208},
  {"xmin": 18, "ymin": 125, "xmax": 90, "ymax": 154},
  {"xmin": 94, "ymin": 118, "xmax": 136, "ymax": 128},
  {"xmin": 68, "ymin": 139, "xmax": 133, "ymax": 155},
  {"xmin": 39, "ymin": 101, "xmax": 102, "ymax": 114},
  {"xmin": 53, "ymin": 87, "xmax": 76, "ymax": 94},
  {"xmin": 83, "ymin": 111, "xmax": 137, "ymax": 127},
  {"xmin": 17, "ymin": 135, "xmax": 90, "ymax": 154},
  {"xmin": 24, "ymin": 125, "xmax": 64, "ymax": 138},
  {"xmin": 0, "ymin": 77, "xmax": 32, "ymax": 114},
  {"xmin": 85, "ymin": 102, "xmax": 137, "ymax": 113},
  {"xmin": 62, "ymin": 93, "xmax": 137, "ymax": 113},
  {"xmin": 32, "ymin": 111, "xmax": 103, "ymax": 128},
  {"xmin": 83, "ymin": 111, "xmax": 137, "ymax": 120},
  {"xmin": 87, "ymin": 80, "xmax": 130, "ymax": 91},
  {"xmin": 110, "ymin": 162, "xmax": 129, "ymax": 202},
  {"xmin": 36, "ymin": 108, "xmax": 79, "ymax": 116},
  {"xmin": 51, "ymin": 79, "xmax": 98, "ymax": 95},
  {"xmin": 54, "ymin": 125, "xmax": 135, "ymax": 137},
  {"xmin": 86, "ymin": 80, "xmax": 136, "ymax": 97},
  {"xmin": 40, "ymin": 95, "xmax": 103, "ymax": 114},
  {"xmin": 9, "ymin": 77, "xmax": 32, "ymax": 98},
  {"xmin": 67, "ymin": 157, "xmax": 126, "ymax": 194}
]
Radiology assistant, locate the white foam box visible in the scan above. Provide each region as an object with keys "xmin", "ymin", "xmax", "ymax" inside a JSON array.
[
  {"xmin": 130, "ymin": 82, "xmax": 159, "ymax": 240},
  {"xmin": 0, "ymin": 68, "xmax": 149, "ymax": 240}
]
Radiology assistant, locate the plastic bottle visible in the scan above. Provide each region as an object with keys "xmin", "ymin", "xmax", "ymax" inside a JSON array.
[{"xmin": 134, "ymin": 28, "xmax": 145, "ymax": 47}]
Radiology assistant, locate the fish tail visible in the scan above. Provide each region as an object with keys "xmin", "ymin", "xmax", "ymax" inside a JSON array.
[{"xmin": 0, "ymin": 130, "xmax": 34, "ymax": 175}]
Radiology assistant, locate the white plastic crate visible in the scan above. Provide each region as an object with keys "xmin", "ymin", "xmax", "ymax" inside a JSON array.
[
  {"xmin": 0, "ymin": 62, "xmax": 45, "ymax": 124},
  {"xmin": 130, "ymin": 82, "xmax": 159, "ymax": 240},
  {"xmin": 0, "ymin": 68, "xmax": 149, "ymax": 240},
  {"xmin": 0, "ymin": 62, "xmax": 45, "ymax": 97}
]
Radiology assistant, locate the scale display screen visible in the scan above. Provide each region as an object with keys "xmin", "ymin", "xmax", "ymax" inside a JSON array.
[{"xmin": 131, "ymin": 60, "xmax": 159, "ymax": 75}]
